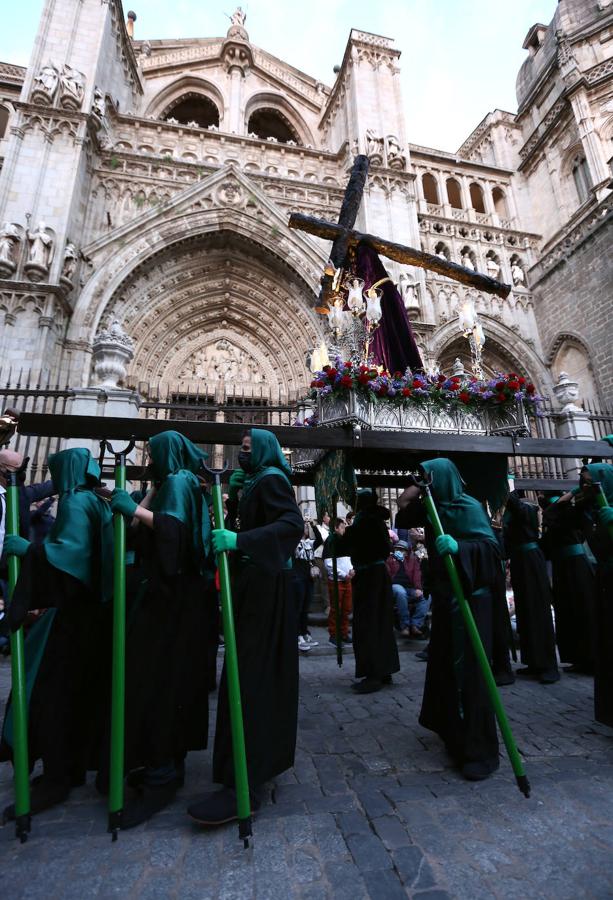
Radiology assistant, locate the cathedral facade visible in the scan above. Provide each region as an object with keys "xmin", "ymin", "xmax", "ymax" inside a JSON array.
[{"xmin": 0, "ymin": 0, "xmax": 611, "ymax": 415}]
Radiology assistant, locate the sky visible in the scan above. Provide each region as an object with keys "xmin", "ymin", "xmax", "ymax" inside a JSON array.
[{"xmin": 1, "ymin": 0, "xmax": 558, "ymax": 151}]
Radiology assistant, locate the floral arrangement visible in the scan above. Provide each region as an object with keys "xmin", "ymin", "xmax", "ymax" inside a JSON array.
[{"xmin": 308, "ymin": 358, "xmax": 541, "ymax": 414}]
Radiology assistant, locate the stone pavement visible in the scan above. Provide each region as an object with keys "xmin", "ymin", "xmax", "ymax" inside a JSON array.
[{"xmin": 1, "ymin": 627, "xmax": 612, "ymax": 899}]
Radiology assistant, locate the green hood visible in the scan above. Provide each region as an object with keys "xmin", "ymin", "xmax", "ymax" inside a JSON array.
[
  {"xmin": 585, "ymin": 463, "xmax": 613, "ymax": 505},
  {"xmin": 242, "ymin": 428, "xmax": 292, "ymax": 499},
  {"xmin": 44, "ymin": 448, "xmax": 113, "ymax": 596},
  {"xmin": 48, "ymin": 447, "xmax": 101, "ymax": 493},
  {"xmin": 148, "ymin": 431, "xmax": 211, "ymax": 561},
  {"xmin": 421, "ymin": 458, "xmax": 496, "ymax": 544}
]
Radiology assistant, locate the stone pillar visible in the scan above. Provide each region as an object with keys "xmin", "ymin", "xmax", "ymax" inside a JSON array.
[
  {"xmin": 64, "ymin": 387, "xmax": 140, "ymax": 458},
  {"xmin": 552, "ymin": 371, "xmax": 596, "ymax": 478}
]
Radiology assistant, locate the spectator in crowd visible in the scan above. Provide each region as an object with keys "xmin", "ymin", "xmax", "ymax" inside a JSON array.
[
  {"xmin": 386, "ymin": 539, "xmax": 429, "ymax": 638},
  {"xmin": 293, "ymin": 522, "xmax": 318, "ymax": 652},
  {"xmin": 324, "ymin": 518, "xmax": 353, "ymax": 645}
]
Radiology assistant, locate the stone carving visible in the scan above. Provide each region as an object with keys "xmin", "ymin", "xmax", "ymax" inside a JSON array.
[
  {"xmin": 398, "ymin": 272, "xmax": 420, "ymax": 317},
  {"xmin": 230, "ymin": 7, "xmax": 246, "ymax": 26},
  {"xmin": 61, "ymin": 241, "xmax": 78, "ymax": 282},
  {"xmin": 461, "ymin": 252, "xmax": 475, "ymax": 270},
  {"xmin": 0, "ymin": 222, "xmax": 21, "ymax": 277},
  {"xmin": 365, "ymin": 129, "xmax": 384, "ymax": 164},
  {"xmin": 91, "ymin": 320, "xmax": 135, "ymax": 388},
  {"xmin": 552, "ymin": 371, "xmax": 582, "ymax": 412},
  {"xmin": 511, "ymin": 261, "xmax": 525, "ymax": 286},
  {"xmin": 59, "ymin": 64, "xmax": 85, "ymax": 110},
  {"xmin": 485, "ymin": 256, "xmax": 500, "ymax": 278},
  {"xmin": 25, "ymin": 222, "xmax": 54, "ymax": 281},
  {"xmin": 451, "ymin": 358, "xmax": 466, "ymax": 377},
  {"xmin": 92, "ymin": 88, "xmax": 105, "ymax": 121},
  {"xmin": 186, "ymin": 120, "xmax": 199, "ymax": 128},
  {"xmin": 179, "ymin": 339, "xmax": 263, "ymax": 384},
  {"xmin": 385, "ymin": 134, "xmax": 405, "ymax": 170},
  {"xmin": 32, "ymin": 61, "xmax": 60, "ymax": 105}
]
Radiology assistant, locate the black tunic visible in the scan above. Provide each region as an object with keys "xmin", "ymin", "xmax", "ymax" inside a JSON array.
[
  {"xmin": 541, "ymin": 500, "xmax": 596, "ymax": 670},
  {"xmin": 213, "ymin": 475, "xmax": 303, "ymax": 789},
  {"xmin": 503, "ymin": 494, "xmax": 558, "ymax": 673},
  {"xmin": 338, "ymin": 510, "xmax": 399, "ymax": 680},
  {"xmin": 0, "ymin": 545, "xmax": 109, "ymax": 784},
  {"xmin": 121, "ymin": 512, "xmax": 212, "ymax": 771}
]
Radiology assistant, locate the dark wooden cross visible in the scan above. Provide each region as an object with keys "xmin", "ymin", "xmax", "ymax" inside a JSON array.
[{"xmin": 289, "ymin": 154, "xmax": 511, "ymax": 300}]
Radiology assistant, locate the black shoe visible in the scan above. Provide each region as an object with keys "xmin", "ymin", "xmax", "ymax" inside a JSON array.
[
  {"xmin": 120, "ymin": 780, "xmax": 179, "ymax": 829},
  {"xmin": 462, "ymin": 758, "xmax": 499, "ymax": 782},
  {"xmin": 415, "ymin": 650, "xmax": 429, "ymax": 661},
  {"xmin": 351, "ymin": 677, "xmax": 383, "ymax": 694},
  {"xmin": 342, "ymin": 635, "xmax": 352, "ymax": 644},
  {"xmin": 515, "ymin": 667, "xmax": 537, "ymax": 677},
  {"xmin": 187, "ymin": 788, "xmax": 259, "ymax": 827},
  {"xmin": 2, "ymin": 777, "xmax": 70, "ymax": 823},
  {"xmin": 494, "ymin": 671, "xmax": 516, "ymax": 686},
  {"xmin": 539, "ymin": 668, "xmax": 560, "ymax": 684}
]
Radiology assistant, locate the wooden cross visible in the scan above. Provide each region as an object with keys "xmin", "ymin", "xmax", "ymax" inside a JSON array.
[{"xmin": 289, "ymin": 154, "xmax": 511, "ymax": 300}]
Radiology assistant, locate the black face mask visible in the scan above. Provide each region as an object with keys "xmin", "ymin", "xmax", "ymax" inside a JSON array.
[{"xmin": 238, "ymin": 450, "xmax": 253, "ymax": 473}]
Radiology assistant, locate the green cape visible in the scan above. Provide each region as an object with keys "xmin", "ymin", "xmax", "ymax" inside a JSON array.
[
  {"xmin": 585, "ymin": 462, "xmax": 613, "ymax": 505},
  {"xmin": 242, "ymin": 428, "xmax": 292, "ymax": 500},
  {"xmin": 44, "ymin": 448, "xmax": 113, "ymax": 598},
  {"xmin": 148, "ymin": 431, "xmax": 211, "ymax": 559},
  {"xmin": 421, "ymin": 458, "xmax": 496, "ymax": 543}
]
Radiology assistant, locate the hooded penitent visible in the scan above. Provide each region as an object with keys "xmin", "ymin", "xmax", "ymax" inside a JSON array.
[
  {"xmin": 584, "ymin": 463, "xmax": 613, "ymax": 506},
  {"xmin": 44, "ymin": 447, "xmax": 113, "ymax": 596},
  {"xmin": 241, "ymin": 428, "xmax": 292, "ymax": 500},
  {"xmin": 421, "ymin": 458, "xmax": 496, "ymax": 544},
  {"xmin": 148, "ymin": 430, "xmax": 211, "ymax": 559}
]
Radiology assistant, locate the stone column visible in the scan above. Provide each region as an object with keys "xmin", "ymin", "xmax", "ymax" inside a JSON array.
[{"xmin": 552, "ymin": 371, "xmax": 596, "ymax": 478}]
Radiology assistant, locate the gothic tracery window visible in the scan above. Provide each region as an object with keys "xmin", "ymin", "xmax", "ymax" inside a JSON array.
[
  {"xmin": 571, "ymin": 154, "xmax": 591, "ymax": 206},
  {"xmin": 469, "ymin": 182, "xmax": 485, "ymax": 213},
  {"xmin": 422, "ymin": 172, "xmax": 439, "ymax": 205},
  {"xmin": 446, "ymin": 177, "xmax": 463, "ymax": 209},
  {"xmin": 247, "ymin": 109, "xmax": 299, "ymax": 143},
  {"xmin": 162, "ymin": 94, "xmax": 220, "ymax": 129}
]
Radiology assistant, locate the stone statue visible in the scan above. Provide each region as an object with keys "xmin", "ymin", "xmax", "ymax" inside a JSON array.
[
  {"xmin": 0, "ymin": 222, "xmax": 21, "ymax": 275},
  {"xmin": 62, "ymin": 241, "xmax": 78, "ymax": 281},
  {"xmin": 32, "ymin": 61, "xmax": 59, "ymax": 103},
  {"xmin": 59, "ymin": 64, "xmax": 85, "ymax": 110},
  {"xmin": 511, "ymin": 262, "xmax": 525, "ymax": 286},
  {"xmin": 92, "ymin": 320, "xmax": 134, "ymax": 388},
  {"xmin": 451, "ymin": 358, "xmax": 466, "ymax": 377},
  {"xmin": 461, "ymin": 252, "xmax": 475, "ymax": 270},
  {"xmin": 92, "ymin": 88, "xmax": 105, "ymax": 120},
  {"xmin": 365, "ymin": 129, "xmax": 383, "ymax": 161},
  {"xmin": 436, "ymin": 248, "xmax": 448, "ymax": 261},
  {"xmin": 398, "ymin": 272, "xmax": 419, "ymax": 314},
  {"xmin": 230, "ymin": 6, "xmax": 246, "ymax": 26},
  {"xmin": 486, "ymin": 256, "xmax": 500, "ymax": 279},
  {"xmin": 26, "ymin": 222, "xmax": 54, "ymax": 274},
  {"xmin": 385, "ymin": 134, "xmax": 405, "ymax": 169}
]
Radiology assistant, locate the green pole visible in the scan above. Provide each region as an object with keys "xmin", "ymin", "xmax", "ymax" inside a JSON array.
[
  {"xmin": 421, "ymin": 484, "xmax": 531, "ymax": 798},
  {"xmin": 593, "ymin": 483, "xmax": 613, "ymax": 541},
  {"xmin": 106, "ymin": 441, "xmax": 133, "ymax": 840},
  {"xmin": 207, "ymin": 467, "xmax": 252, "ymax": 847},
  {"xmin": 6, "ymin": 472, "xmax": 32, "ymax": 842}
]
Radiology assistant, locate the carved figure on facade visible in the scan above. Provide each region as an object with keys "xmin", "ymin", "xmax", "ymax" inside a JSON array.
[
  {"xmin": 91, "ymin": 319, "xmax": 135, "ymax": 389},
  {"xmin": 229, "ymin": 7, "xmax": 246, "ymax": 26},
  {"xmin": 25, "ymin": 222, "xmax": 54, "ymax": 281},
  {"xmin": 461, "ymin": 251, "xmax": 475, "ymax": 270},
  {"xmin": 485, "ymin": 255, "xmax": 500, "ymax": 279},
  {"xmin": 0, "ymin": 222, "xmax": 21, "ymax": 277},
  {"xmin": 31, "ymin": 61, "xmax": 60, "ymax": 105},
  {"xmin": 385, "ymin": 134, "xmax": 405, "ymax": 170},
  {"xmin": 179, "ymin": 338, "xmax": 263, "ymax": 384},
  {"xmin": 92, "ymin": 88, "xmax": 106, "ymax": 122},
  {"xmin": 398, "ymin": 271, "xmax": 420, "ymax": 317},
  {"xmin": 511, "ymin": 261, "xmax": 525, "ymax": 286},
  {"xmin": 365, "ymin": 129, "xmax": 383, "ymax": 164},
  {"xmin": 59, "ymin": 64, "xmax": 85, "ymax": 110},
  {"xmin": 61, "ymin": 241, "xmax": 78, "ymax": 282}
]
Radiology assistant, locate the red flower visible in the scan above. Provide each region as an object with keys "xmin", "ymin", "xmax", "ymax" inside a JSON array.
[
  {"xmin": 459, "ymin": 391, "xmax": 471, "ymax": 403},
  {"xmin": 327, "ymin": 367, "xmax": 337, "ymax": 378},
  {"xmin": 518, "ymin": 376, "xmax": 526, "ymax": 385},
  {"xmin": 412, "ymin": 378, "xmax": 422, "ymax": 387},
  {"xmin": 496, "ymin": 392, "xmax": 506, "ymax": 403},
  {"xmin": 377, "ymin": 385, "xmax": 389, "ymax": 396},
  {"xmin": 358, "ymin": 374, "xmax": 370, "ymax": 385},
  {"xmin": 310, "ymin": 380, "xmax": 318, "ymax": 388},
  {"xmin": 340, "ymin": 375, "xmax": 353, "ymax": 388},
  {"xmin": 314, "ymin": 380, "xmax": 325, "ymax": 388},
  {"xmin": 496, "ymin": 381, "xmax": 506, "ymax": 391},
  {"xmin": 526, "ymin": 383, "xmax": 535, "ymax": 394},
  {"xmin": 508, "ymin": 372, "xmax": 518, "ymax": 379},
  {"xmin": 402, "ymin": 388, "xmax": 412, "ymax": 397},
  {"xmin": 344, "ymin": 362, "xmax": 352, "ymax": 369},
  {"xmin": 508, "ymin": 380, "xmax": 520, "ymax": 391},
  {"xmin": 448, "ymin": 381, "xmax": 459, "ymax": 391},
  {"xmin": 394, "ymin": 371, "xmax": 403, "ymax": 379},
  {"xmin": 437, "ymin": 374, "xmax": 446, "ymax": 383},
  {"xmin": 360, "ymin": 365, "xmax": 369, "ymax": 373}
]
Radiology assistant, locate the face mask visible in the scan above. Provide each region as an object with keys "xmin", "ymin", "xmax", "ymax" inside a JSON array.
[
  {"xmin": 394, "ymin": 551, "xmax": 405, "ymax": 561},
  {"xmin": 238, "ymin": 450, "xmax": 253, "ymax": 473}
]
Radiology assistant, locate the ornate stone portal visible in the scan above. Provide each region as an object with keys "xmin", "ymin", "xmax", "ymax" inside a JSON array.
[{"xmin": 178, "ymin": 338, "xmax": 265, "ymax": 385}]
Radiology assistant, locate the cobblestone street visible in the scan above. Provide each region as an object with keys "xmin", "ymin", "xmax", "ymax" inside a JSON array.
[{"xmin": 1, "ymin": 628, "xmax": 612, "ymax": 899}]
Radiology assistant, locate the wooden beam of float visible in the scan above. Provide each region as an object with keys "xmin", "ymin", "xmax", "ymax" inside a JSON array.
[{"xmin": 288, "ymin": 212, "xmax": 512, "ymax": 300}]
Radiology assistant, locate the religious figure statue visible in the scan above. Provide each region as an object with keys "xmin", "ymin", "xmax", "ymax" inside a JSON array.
[
  {"xmin": 32, "ymin": 61, "xmax": 59, "ymax": 104},
  {"xmin": 398, "ymin": 272, "xmax": 419, "ymax": 313},
  {"xmin": 486, "ymin": 256, "xmax": 500, "ymax": 279},
  {"xmin": 511, "ymin": 262, "xmax": 525, "ymax": 286},
  {"xmin": 92, "ymin": 88, "xmax": 105, "ymax": 120},
  {"xmin": 26, "ymin": 222, "xmax": 54, "ymax": 277},
  {"xmin": 385, "ymin": 134, "xmax": 405, "ymax": 169},
  {"xmin": 461, "ymin": 252, "xmax": 475, "ymax": 271},
  {"xmin": 230, "ymin": 6, "xmax": 246, "ymax": 26},
  {"xmin": 0, "ymin": 222, "xmax": 21, "ymax": 275},
  {"xmin": 59, "ymin": 64, "xmax": 85, "ymax": 110},
  {"xmin": 365, "ymin": 129, "xmax": 383, "ymax": 162},
  {"xmin": 435, "ymin": 247, "xmax": 448, "ymax": 261},
  {"xmin": 61, "ymin": 241, "xmax": 78, "ymax": 281}
]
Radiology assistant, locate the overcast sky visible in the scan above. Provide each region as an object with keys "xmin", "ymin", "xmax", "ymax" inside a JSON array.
[{"xmin": 1, "ymin": 0, "xmax": 558, "ymax": 151}]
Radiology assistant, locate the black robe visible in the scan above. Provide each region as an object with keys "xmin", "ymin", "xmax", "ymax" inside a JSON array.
[
  {"xmin": 541, "ymin": 501, "xmax": 596, "ymax": 670},
  {"xmin": 213, "ymin": 475, "xmax": 303, "ymax": 789},
  {"xmin": 120, "ymin": 512, "xmax": 212, "ymax": 772},
  {"xmin": 0, "ymin": 545, "xmax": 109, "ymax": 784},
  {"xmin": 503, "ymin": 494, "xmax": 558, "ymax": 673},
  {"xmin": 337, "ymin": 509, "xmax": 399, "ymax": 680}
]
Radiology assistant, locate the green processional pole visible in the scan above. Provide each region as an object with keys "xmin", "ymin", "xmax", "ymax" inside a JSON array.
[
  {"xmin": 203, "ymin": 462, "xmax": 252, "ymax": 847},
  {"xmin": 102, "ymin": 439, "xmax": 135, "ymax": 841},
  {"xmin": 593, "ymin": 482, "xmax": 613, "ymax": 542},
  {"xmin": 5, "ymin": 470, "xmax": 32, "ymax": 842},
  {"xmin": 417, "ymin": 476, "xmax": 531, "ymax": 798}
]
